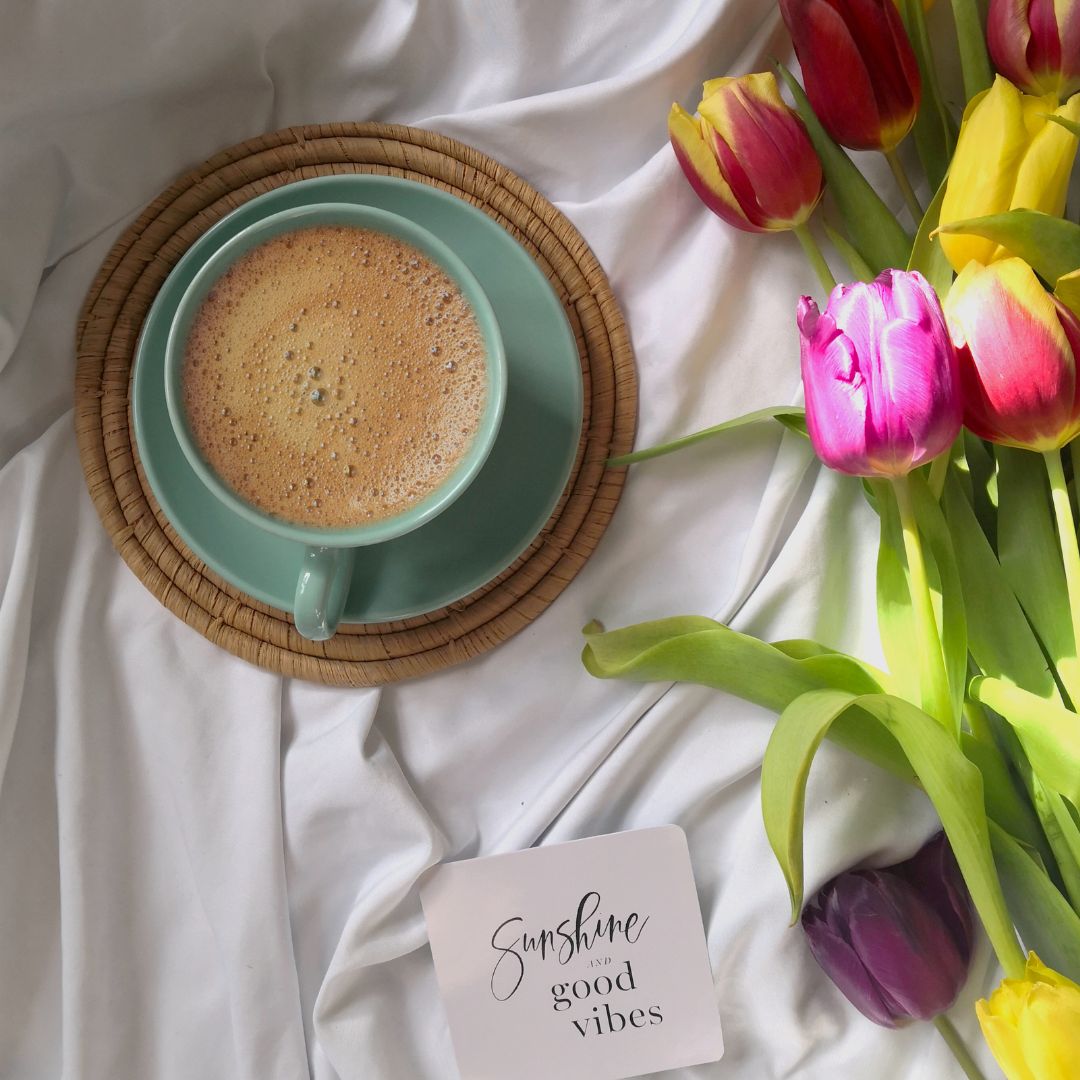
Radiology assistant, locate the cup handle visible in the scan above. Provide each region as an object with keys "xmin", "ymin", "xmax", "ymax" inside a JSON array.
[{"xmin": 294, "ymin": 546, "xmax": 355, "ymax": 641}]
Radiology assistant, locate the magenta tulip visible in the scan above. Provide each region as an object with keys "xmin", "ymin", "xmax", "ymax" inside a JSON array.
[
  {"xmin": 798, "ymin": 269, "xmax": 962, "ymax": 476},
  {"xmin": 780, "ymin": 0, "xmax": 921, "ymax": 152},
  {"xmin": 988, "ymin": 0, "xmax": 1080, "ymax": 101},
  {"xmin": 802, "ymin": 833, "xmax": 975, "ymax": 1027}
]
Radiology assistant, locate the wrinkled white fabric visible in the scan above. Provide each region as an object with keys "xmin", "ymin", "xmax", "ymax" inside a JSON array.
[{"xmin": 0, "ymin": 2, "xmax": 997, "ymax": 1077}]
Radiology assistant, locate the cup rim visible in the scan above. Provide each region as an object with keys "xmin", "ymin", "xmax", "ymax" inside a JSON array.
[{"xmin": 163, "ymin": 202, "xmax": 507, "ymax": 548}]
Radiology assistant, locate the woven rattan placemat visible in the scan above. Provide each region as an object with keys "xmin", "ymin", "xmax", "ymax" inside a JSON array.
[{"xmin": 74, "ymin": 122, "xmax": 636, "ymax": 685}]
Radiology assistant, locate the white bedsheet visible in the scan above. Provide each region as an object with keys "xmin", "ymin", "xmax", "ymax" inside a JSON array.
[{"xmin": 0, "ymin": 1, "xmax": 997, "ymax": 1077}]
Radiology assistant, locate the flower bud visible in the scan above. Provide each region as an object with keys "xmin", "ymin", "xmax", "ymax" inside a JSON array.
[
  {"xmin": 780, "ymin": 0, "xmax": 921, "ymax": 152},
  {"xmin": 988, "ymin": 0, "xmax": 1080, "ymax": 101},
  {"xmin": 938, "ymin": 76, "xmax": 1080, "ymax": 273},
  {"xmin": 945, "ymin": 258, "xmax": 1080, "ymax": 450},
  {"xmin": 978, "ymin": 952, "xmax": 1080, "ymax": 1079},
  {"xmin": 802, "ymin": 833, "xmax": 975, "ymax": 1026},
  {"xmin": 668, "ymin": 72, "xmax": 824, "ymax": 233},
  {"xmin": 798, "ymin": 270, "xmax": 961, "ymax": 477}
]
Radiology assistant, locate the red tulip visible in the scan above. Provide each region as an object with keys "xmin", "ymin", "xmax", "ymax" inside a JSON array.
[{"xmin": 780, "ymin": 0, "xmax": 921, "ymax": 152}]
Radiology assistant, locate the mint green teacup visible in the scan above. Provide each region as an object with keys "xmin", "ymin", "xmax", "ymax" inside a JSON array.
[{"xmin": 164, "ymin": 203, "xmax": 507, "ymax": 640}]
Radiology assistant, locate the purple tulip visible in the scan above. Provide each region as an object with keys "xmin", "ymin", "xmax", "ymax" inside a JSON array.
[
  {"xmin": 798, "ymin": 269, "xmax": 962, "ymax": 477},
  {"xmin": 802, "ymin": 832, "xmax": 975, "ymax": 1027}
]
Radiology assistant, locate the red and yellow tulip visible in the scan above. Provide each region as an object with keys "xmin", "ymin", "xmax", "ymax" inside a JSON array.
[
  {"xmin": 945, "ymin": 258, "xmax": 1080, "ymax": 450},
  {"xmin": 667, "ymin": 73, "xmax": 824, "ymax": 233}
]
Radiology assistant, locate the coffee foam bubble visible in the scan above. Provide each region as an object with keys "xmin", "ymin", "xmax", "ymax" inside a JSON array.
[{"xmin": 182, "ymin": 225, "xmax": 488, "ymax": 528}]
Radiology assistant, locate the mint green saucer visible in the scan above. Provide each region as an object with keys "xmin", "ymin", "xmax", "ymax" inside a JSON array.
[{"xmin": 132, "ymin": 175, "xmax": 583, "ymax": 623}]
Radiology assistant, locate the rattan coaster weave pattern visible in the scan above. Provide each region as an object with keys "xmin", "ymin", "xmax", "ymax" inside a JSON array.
[{"xmin": 74, "ymin": 123, "xmax": 637, "ymax": 686}]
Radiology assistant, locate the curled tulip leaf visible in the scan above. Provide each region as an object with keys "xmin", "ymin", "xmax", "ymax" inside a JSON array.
[
  {"xmin": 935, "ymin": 209, "xmax": 1080, "ymax": 286},
  {"xmin": 776, "ymin": 63, "xmax": 912, "ymax": 274},
  {"xmin": 990, "ymin": 822, "xmax": 1080, "ymax": 983},
  {"xmin": 606, "ymin": 406, "xmax": 805, "ymax": 466},
  {"xmin": 760, "ymin": 688, "xmax": 1025, "ymax": 976},
  {"xmin": 969, "ymin": 677, "xmax": 1080, "ymax": 805},
  {"xmin": 580, "ymin": 618, "xmax": 914, "ymax": 781}
]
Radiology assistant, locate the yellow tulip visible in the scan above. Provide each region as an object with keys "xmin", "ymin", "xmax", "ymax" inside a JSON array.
[
  {"xmin": 977, "ymin": 952, "xmax": 1080, "ymax": 1079},
  {"xmin": 939, "ymin": 76, "xmax": 1080, "ymax": 273}
]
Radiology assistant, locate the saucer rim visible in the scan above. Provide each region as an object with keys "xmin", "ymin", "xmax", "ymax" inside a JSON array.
[{"xmin": 132, "ymin": 173, "xmax": 584, "ymax": 623}]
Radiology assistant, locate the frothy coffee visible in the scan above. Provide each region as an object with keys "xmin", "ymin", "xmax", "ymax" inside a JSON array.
[{"xmin": 182, "ymin": 224, "xmax": 487, "ymax": 529}]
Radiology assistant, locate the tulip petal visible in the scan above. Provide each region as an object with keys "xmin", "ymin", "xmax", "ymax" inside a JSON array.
[
  {"xmin": 1010, "ymin": 92, "xmax": 1080, "ymax": 220},
  {"xmin": 879, "ymin": 316, "xmax": 958, "ymax": 466},
  {"xmin": 898, "ymin": 832, "xmax": 975, "ymax": 965},
  {"xmin": 939, "ymin": 78, "xmax": 1029, "ymax": 271},
  {"xmin": 845, "ymin": 872, "xmax": 967, "ymax": 1019},
  {"xmin": 667, "ymin": 103, "xmax": 757, "ymax": 231},
  {"xmin": 1017, "ymin": 984, "xmax": 1080, "ymax": 1078},
  {"xmin": 978, "ymin": 1000, "xmax": 1041, "ymax": 1080},
  {"xmin": 802, "ymin": 892, "xmax": 901, "ymax": 1026},
  {"xmin": 987, "ymin": 0, "xmax": 1039, "ymax": 92},
  {"xmin": 781, "ymin": 0, "xmax": 885, "ymax": 150}
]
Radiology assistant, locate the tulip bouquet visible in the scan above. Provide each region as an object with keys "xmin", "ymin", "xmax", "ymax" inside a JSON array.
[{"xmin": 583, "ymin": 0, "xmax": 1080, "ymax": 1074}]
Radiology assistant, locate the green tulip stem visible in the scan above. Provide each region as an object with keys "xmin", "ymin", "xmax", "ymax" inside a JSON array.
[
  {"xmin": 932, "ymin": 1015, "xmax": 988, "ymax": 1080},
  {"xmin": 1043, "ymin": 448, "xmax": 1080, "ymax": 663},
  {"xmin": 892, "ymin": 474, "xmax": 953, "ymax": 729},
  {"xmin": 884, "ymin": 149, "xmax": 924, "ymax": 224},
  {"xmin": 793, "ymin": 224, "xmax": 837, "ymax": 296}
]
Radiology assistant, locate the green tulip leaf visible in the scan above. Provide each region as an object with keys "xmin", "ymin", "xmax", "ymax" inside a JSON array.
[
  {"xmin": 776, "ymin": 63, "xmax": 912, "ymax": 274},
  {"xmin": 935, "ymin": 209, "xmax": 1080, "ymax": 286},
  {"xmin": 874, "ymin": 476, "xmax": 966, "ymax": 732},
  {"xmin": 875, "ymin": 479, "xmax": 922, "ymax": 708},
  {"xmin": 607, "ymin": 406, "xmax": 805, "ymax": 466},
  {"xmin": 942, "ymin": 473, "xmax": 1059, "ymax": 699},
  {"xmin": 962, "ymin": 733, "xmax": 1048, "ymax": 857},
  {"xmin": 948, "ymin": 0, "xmax": 993, "ymax": 103},
  {"xmin": 970, "ymin": 677, "xmax": 1080, "ymax": 805},
  {"xmin": 990, "ymin": 821, "xmax": 1080, "ymax": 982},
  {"xmin": 1036, "ymin": 780, "xmax": 1080, "ymax": 910},
  {"xmin": 898, "ymin": 0, "xmax": 953, "ymax": 188},
  {"xmin": 908, "ymin": 472, "xmax": 967, "ymax": 731},
  {"xmin": 907, "ymin": 172, "xmax": 953, "ymax": 299},
  {"xmin": 823, "ymin": 220, "xmax": 876, "ymax": 283},
  {"xmin": 580, "ymin": 618, "xmax": 914, "ymax": 781},
  {"xmin": 996, "ymin": 447, "xmax": 1080, "ymax": 704},
  {"xmin": 761, "ymin": 688, "xmax": 1024, "ymax": 977}
]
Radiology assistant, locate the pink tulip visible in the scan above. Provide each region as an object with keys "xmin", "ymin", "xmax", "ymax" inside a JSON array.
[
  {"xmin": 945, "ymin": 258, "xmax": 1080, "ymax": 450},
  {"xmin": 798, "ymin": 270, "xmax": 962, "ymax": 476}
]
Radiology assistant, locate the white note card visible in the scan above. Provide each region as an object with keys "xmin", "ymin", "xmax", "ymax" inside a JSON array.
[{"xmin": 420, "ymin": 826, "xmax": 725, "ymax": 1080}]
